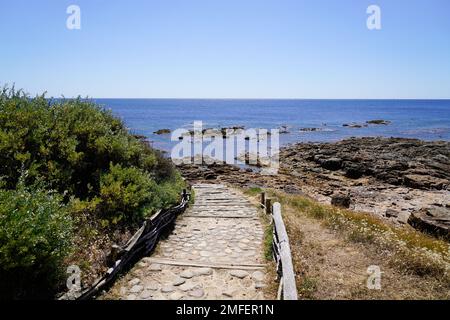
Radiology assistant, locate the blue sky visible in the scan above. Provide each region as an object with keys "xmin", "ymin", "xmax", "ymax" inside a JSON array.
[{"xmin": 1, "ymin": 0, "xmax": 449, "ymax": 98}]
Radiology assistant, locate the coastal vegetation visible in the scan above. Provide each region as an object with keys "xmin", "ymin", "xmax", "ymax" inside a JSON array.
[
  {"xmin": 265, "ymin": 189, "xmax": 450, "ymax": 299},
  {"xmin": 0, "ymin": 87, "xmax": 185, "ymax": 299},
  {"xmin": 242, "ymin": 186, "xmax": 449, "ymax": 299}
]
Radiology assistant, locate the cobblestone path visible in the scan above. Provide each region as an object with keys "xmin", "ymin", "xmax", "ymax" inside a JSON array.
[{"xmin": 104, "ymin": 184, "xmax": 267, "ymax": 300}]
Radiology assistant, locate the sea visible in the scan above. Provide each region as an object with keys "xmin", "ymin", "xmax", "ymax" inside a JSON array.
[{"xmin": 93, "ymin": 99, "xmax": 450, "ymax": 152}]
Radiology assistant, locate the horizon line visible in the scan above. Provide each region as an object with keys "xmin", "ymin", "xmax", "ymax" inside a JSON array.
[{"xmin": 85, "ymin": 97, "xmax": 450, "ymax": 101}]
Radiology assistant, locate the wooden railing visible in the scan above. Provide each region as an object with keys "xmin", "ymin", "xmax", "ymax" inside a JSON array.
[
  {"xmin": 260, "ymin": 192, "xmax": 298, "ymax": 300},
  {"xmin": 60, "ymin": 190, "xmax": 190, "ymax": 300}
]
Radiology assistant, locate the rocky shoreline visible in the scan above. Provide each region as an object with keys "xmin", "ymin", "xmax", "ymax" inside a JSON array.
[{"xmin": 177, "ymin": 137, "xmax": 450, "ymax": 240}]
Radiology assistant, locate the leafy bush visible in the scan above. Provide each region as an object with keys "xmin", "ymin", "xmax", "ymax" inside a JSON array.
[
  {"xmin": 99, "ymin": 163, "xmax": 158, "ymax": 224},
  {"xmin": 0, "ymin": 87, "xmax": 184, "ymax": 215},
  {"xmin": 0, "ymin": 180, "xmax": 72, "ymax": 299},
  {"xmin": 0, "ymin": 87, "xmax": 185, "ymax": 299},
  {"xmin": 0, "ymin": 87, "xmax": 182, "ymax": 200},
  {"xmin": 98, "ymin": 163, "xmax": 185, "ymax": 225}
]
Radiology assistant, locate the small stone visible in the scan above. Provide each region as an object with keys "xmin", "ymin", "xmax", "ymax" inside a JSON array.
[
  {"xmin": 119, "ymin": 287, "xmax": 127, "ymax": 295},
  {"xmin": 253, "ymin": 292, "xmax": 265, "ymax": 300},
  {"xmin": 173, "ymin": 277, "xmax": 186, "ymax": 286},
  {"xmin": 140, "ymin": 290, "xmax": 153, "ymax": 299},
  {"xmin": 222, "ymin": 290, "xmax": 235, "ymax": 298},
  {"xmin": 161, "ymin": 285, "xmax": 175, "ymax": 293},
  {"xmin": 138, "ymin": 261, "xmax": 147, "ymax": 268},
  {"xmin": 194, "ymin": 268, "xmax": 213, "ymax": 276},
  {"xmin": 385, "ymin": 209, "xmax": 399, "ymax": 218},
  {"xmin": 189, "ymin": 288, "xmax": 205, "ymax": 298},
  {"xmin": 129, "ymin": 285, "xmax": 144, "ymax": 293},
  {"xmin": 169, "ymin": 292, "xmax": 184, "ymax": 300},
  {"xmin": 126, "ymin": 294, "xmax": 136, "ymax": 300},
  {"xmin": 331, "ymin": 194, "xmax": 351, "ymax": 208},
  {"xmin": 64, "ymin": 291, "xmax": 81, "ymax": 300},
  {"xmin": 179, "ymin": 283, "xmax": 196, "ymax": 292},
  {"xmin": 131, "ymin": 269, "xmax": 144, "ymax": 278},
  {"xmin": 148, "ymin": 264, "xmax": 162, "ymax": 271},
  {"xmin": 230, "ymin": 270, "xmax": 249, "ymax": 279},
  {"xmin": 145, "ymin": 282, "xmax": 159, "ymax": 291},
  {"xmin": 180, "ymin": 270, "xmax": 195, "ymax": 279},
  {"xmin": 128, "ymin": 278, "xmax": 140, "ymax": 286},
  {"xmin": 252, "ymin": 271, "xmax": 265, "ymax": 282},
  {"xmin": 199, "ymin": 251, "xmax": 210, "ymax": 257},
  {"xmin": 398, "ymin": 211, "xmax": 410, "ymax": 224},
  {"xmin": 255, "ymin": 282, "xmax": 266, "ymax": 289}
]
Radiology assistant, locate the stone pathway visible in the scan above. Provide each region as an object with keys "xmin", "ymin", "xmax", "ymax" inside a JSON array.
[{"xmin": 103, "ymin": 184, "xmax": 267, "ymax": 300}]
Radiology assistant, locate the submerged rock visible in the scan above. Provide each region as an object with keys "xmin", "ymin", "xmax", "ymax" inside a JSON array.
[
  {"xmin": 154, "ymin": 129, "xmax": 171, "ymax": 135},
  {"xmin": 343, "ymin": 123, "xmax": 367, "ymax": 128},
  {"xmin": 300, "ymin": 127, "xmax": 325, "ymax": 132},
  {"xmin": 366, "ymin": 119, "xmax": 392, "ymax": 125},
  {"xmin": 279, "ymin": 125, "xmax": 290, "ymax": 134}
]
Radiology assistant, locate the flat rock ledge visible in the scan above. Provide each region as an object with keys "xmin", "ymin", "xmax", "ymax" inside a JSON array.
[{"xmin": 408, "ymin": 206, "xmax": 450, "ymax": 240}]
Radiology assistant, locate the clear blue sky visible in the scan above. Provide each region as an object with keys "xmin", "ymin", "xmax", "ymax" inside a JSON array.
[{"xmin": 1, "ymin": 0, "xmax": 449, "ymax": 98}]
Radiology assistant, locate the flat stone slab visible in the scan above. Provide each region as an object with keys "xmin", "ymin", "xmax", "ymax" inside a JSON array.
[
  {"xmin": 408, "ymin": 206, "xmax": 450, "ymax": 240},
  {"xmin": 230, "ymin": 270, "xmax": 249, "ymax": 279},
  {"xmin": 129, "ymin": 285, "xmax": 144, "ymax": 293}
]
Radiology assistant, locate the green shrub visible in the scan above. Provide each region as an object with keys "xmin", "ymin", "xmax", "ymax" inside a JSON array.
[
  {"xmin": 0, "ymin": 87, "xmax": 181, "ymax": 200},
  {"xmin": 99, "ymin": 163, "xmax": 158, "ymax": 224},
  {"xmin": 243, "ymin": 187, "xmax": 263, "ymax": 196},
  {"xmin": 0, "ymin": 87, "xmax": 185, "ymax": 216},
  {"xmin": 0, "ymin": 180, "xmax": 72, "ymax": 299},
  {"xmin": 0, "ymin": 87, "xmax": 185, "ymax": 298},
  {"xmin": 97, "ymin": 163, "xmax": 185, "ymax": 225}
]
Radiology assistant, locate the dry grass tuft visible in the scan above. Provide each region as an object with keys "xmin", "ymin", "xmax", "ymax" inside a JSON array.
[{"xmin": 270, "ymin": 191, "xmax": 450, "ymax": 285}]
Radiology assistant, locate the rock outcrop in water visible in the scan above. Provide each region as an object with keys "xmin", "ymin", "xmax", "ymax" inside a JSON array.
[
  {"xmin": 366, "ymin": 119, "xmax": 392, "ymax": 125},
  {"xmin": 154, "ymin": 129, "xmax": 171, "ymax": 135}
]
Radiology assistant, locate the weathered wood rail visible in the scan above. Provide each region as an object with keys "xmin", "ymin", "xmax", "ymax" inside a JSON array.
[
  {"xmin": 260, "ymin": 192, "xmax": 298, "ymax": 300},
  {"xmin": 60, "ymin": 190, "xmax": 190, "ymax": 300}
]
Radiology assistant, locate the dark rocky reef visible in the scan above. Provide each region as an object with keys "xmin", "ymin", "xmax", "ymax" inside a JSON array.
[
  {"xmin": 178, "ymin": 137, "xmax": 450, "ymax": 240},
  {"xmin": 343, "ymin": 123, "xmax": 368, "ymax": 128},
  {"xmin": 154, "ymin": 129, "xmax": 171, "ymax": 135},
  {"xmin": 282, "ymin": 137, "xmax": 449, "ymax": 190},
  {"xmin": 366, "ymin": 119, "xmax": 392, "ymax": 125}
]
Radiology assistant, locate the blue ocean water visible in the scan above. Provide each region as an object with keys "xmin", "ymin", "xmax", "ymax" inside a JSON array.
[{"xmin": 93, "ymin": 99, "xmax": 450, "ymax": 151}]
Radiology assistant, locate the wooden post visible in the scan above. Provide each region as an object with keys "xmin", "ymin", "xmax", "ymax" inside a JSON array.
[
  {"xmin": 261, "ymin": 192, "xmax": 266, "ymax": 208},
  {"xmin": 265, "ymin": 198, "xmax": 272, "ymax": 215},
  {"xmin": 272, "ymin": 202, "xmax": 298, "ymax": 300}
]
